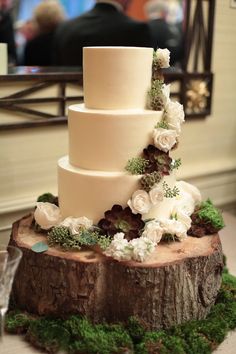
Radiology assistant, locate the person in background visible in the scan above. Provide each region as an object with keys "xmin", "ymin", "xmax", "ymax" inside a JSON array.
[
  {"xmin": 0, "ymin": 0, "xmax": 17, "ymax": 64},
  {"xmin": 15, "ymin": 19, "xmax": 38, "ymax": 65},
  {"xmin": 145, "ymin": 0, "xmax": 184, "ymax": 66},
  {"xmin": 52, "ymin": 0, "xmax": 152, "ymax": 67},
  {"xmin": 23, "ymin": 0, "xmax": 65, "ymax": 66}
]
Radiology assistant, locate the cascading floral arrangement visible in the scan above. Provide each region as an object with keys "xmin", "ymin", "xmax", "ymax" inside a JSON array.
[{"xmin": 32, "ymin": 49, "xmax": 224, "ymax": 262}]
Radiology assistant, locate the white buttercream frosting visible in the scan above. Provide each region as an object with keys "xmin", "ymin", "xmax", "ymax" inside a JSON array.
[
  {"xmin": 56, "ymin": 46, "xmax": 204, "ymax": 263},
  {"xmin": 68, "ymin": 104, "xmax": 163, "ymax": 171},
  {"xmin": 83, "ymin": 47, "xmax": 153, "ymax": 109}
]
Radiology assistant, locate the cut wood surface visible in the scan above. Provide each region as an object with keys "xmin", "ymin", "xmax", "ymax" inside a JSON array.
[{"xmin": 10, "ymin": 214, "xmax": 224, "ymax": 329}]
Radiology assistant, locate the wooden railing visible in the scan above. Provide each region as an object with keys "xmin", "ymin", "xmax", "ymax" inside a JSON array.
[{"xmin": 0, "ymin": 67, "xmax": 83, "ymax": 130}]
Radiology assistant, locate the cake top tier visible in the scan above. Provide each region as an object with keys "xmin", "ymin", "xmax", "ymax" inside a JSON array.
[{"xmin": 83, "ymin": 47, "xmax": 153, "ymax": 110}]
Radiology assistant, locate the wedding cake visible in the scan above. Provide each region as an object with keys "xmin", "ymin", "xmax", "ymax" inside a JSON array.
[
  {"xmin": 58, "ymin": 47, "xmax": 179, "ymax": 223},
  {"xmin": 34, "ymin": 46, "xmax": 221, "ymax": 263},
  {"xmin": 11, "ymin": 47, "xmax": 224, "ymax": 330},
  {"xmin": 34, "ymin": 46, "xmax": 196, "ymax": 260}
]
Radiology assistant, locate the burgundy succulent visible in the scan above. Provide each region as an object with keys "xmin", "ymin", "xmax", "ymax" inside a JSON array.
[
  {"xmin": 98, "ymin": 204, "xmax": 145, "ymax": 241},
  {"xmin": 188, "ymin": 212, "xmax": 219, "ymax": 238},
  {"xmin": 142, "ymin": 144, "xmax": 172, "ymax": 175}
]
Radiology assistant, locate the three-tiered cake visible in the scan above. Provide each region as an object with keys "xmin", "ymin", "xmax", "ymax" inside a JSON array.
[
  {"xmin": 58, "ymin": 47, "xmax": 198, "ymax": 232},
  {"xmin": 10, "ymin": 47, "xmax": 224, "ymax": 329}
]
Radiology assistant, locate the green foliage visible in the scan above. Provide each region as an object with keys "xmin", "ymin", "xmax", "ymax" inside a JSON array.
[
  {"xmin": 170, "ymin": 158, "xmax": 182, "ymax": 171},
  {"xmin": 96, "ymin": 235, "xmax": 112, "ymax": 250},
  {"xmin": 66, "ymin": 318, "xmax": 133, "ymax": 354},
  {"xmin": 47, "ymin": 226, "xmax": 103, "ymax": 251},
  {"xmin": 197, "ymin": 199, "xmax": 225, "ymax": 229},
  {"xmin": 125, "ymin": 157, "xmax": 149, "ymax": 175},
  {"xmin": 37, "ymin": 193, "xmax": 58, "ymax": 205},
  {"xmin": 156, "ymin": 119, "xmax": 169, "ymax": 130},
  {"xmin": 26, "ymin": 318, "xmax": 71, "ymax": 353},
  {"xmin": 126, "ymin": 316, "xmax": 146, "ymax": 343},
  {"xmin": 47, "ymin": 226, "xmax": 80, "ymax": 250},
  {"xmin": 76, "ymin": 229, "xmax": 99, "ymax": 247},
  {"xmin": 147, "ymin": 79, "xmax": 165, "ymax": 111},
  {"xmin": 5, "ymin": 311, "xmax": 31, "ymax": 334},
  {"xmin": 5, "ymin": 269, "xmax": 236, "ymax": 354},
  {"xmin": 162, "ymin": 181, "xmax": 180, "ymax": 198}
]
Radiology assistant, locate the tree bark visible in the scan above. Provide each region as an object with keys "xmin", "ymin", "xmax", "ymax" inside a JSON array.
[{"xmin": 10, "ymin": 214, "xmax": 224, "ymax": 329}]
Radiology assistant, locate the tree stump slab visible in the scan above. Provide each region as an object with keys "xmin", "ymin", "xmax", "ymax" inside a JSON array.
[{"xmin": 10, "ymin": 214, "xmax": 224, "ymax": 329}]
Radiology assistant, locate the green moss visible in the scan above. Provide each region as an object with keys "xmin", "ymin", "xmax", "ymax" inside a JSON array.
[
  {"xmin": 26, "ymin": 318, "xmax": 70, "ymax": 353},
  {"xmin": 64, "ymin": 317, "xmax": 133, "ymax": 354},
  {"xmin": 126, "ymin": 316, "xmax": 146, "ymax": 343},
  {"xmin": 37, "ymin": 193, "xmax": 58, "ymax": 205},
  {"xmin": 5, "ymin": 269, "xmax": 236, "ymax": 354},
  {"xmin": 197, "ymin": 199, "xmax": 225, "ymax": 229},
  {"xmin": 5, "ymin": 311, "xmax": 31, "ymax": 334}
]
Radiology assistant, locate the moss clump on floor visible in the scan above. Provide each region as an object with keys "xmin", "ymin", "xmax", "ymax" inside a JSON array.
[{"xmin": 5, "ymin": 270, "xmax": 236, "ymax": 354}]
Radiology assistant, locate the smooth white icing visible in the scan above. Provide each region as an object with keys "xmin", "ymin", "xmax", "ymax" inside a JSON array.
[
  {"xmin": 58, "ymin": 157, "xmax": 176, "ymax": 224},
  {"xmin": 83, "ymin": 47, "xmax": 153, "ymax": 109},
  {"xmin": 58, "ymin": 156, "xmax": 140, "ymax": 223},
  {"xmin": 57, "ymin": 46, "xmax": 201, "ymax": 234},
  {"xmin": 68, "ymin": 104, "xmax": 163, "ymax": 171}
]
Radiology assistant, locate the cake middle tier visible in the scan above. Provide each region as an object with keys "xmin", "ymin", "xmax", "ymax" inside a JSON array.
[
  {"xmin": 68, "ymin": 104, "xmax": 163, "ymax": 171},
  {"xmin": 58, "ymin": 156, "xmax": 176, "ymax": 224}
]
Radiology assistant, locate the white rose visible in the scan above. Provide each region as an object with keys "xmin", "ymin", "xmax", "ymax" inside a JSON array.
[
  {"xmin": 153, "ymin": 127, "xmax": 177, "ymax": 152},
  {"xmin": 162, "ymin": 84, "xmax": 171, "ymax": 105},
  {"xmin": 130, "ymin": 237, "xmax": 156, "ymax": 262},
  {"xmin": 156, "ymin": 48, "xmax": 170, "ymax": 68},
  {"xmin": 60, "ymin": 216, "xmax": 93, "ymax": 234},
  {"xmin": 104, "ymin": 233, "xmax": 132, "ymax": 261},
  {"xmin": 161, "ymin": 218, "xmax": 188, "ymax": 241},
  {"xmin": 128, "ymin": 190, "xmax": 152, "ymax": 215},
  {"xmin": 177, "ymin": 181, "xmax": 202, "ymax": 205},
  {"xmin": 165, "ymin": 101, "xmax": 185, "ymax": 135},
  {"xmin": 174, "ymin": 193, "xmax": 195, "ymax": 216},
  {"xmin": 142, "ymin": 220, "xmax": 163, "ymax": 243},
  {"xmin": 34, "ymin": 202, "xmax": 61, "ymax": 230},
  {"xmin": 171, "ymin": 207, "xmax": 192, "ymax": 230},
  {"xmin": 149, "ymin": 186, "xmax": 164, "ymax": 205},
  {"xmin": 173, "ymin": 181, "xmax": 202, "ymax": 216}
]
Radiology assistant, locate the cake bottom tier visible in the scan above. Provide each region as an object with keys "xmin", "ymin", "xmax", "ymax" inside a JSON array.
[
  {"xmin": 10, "ymin": 215, "xmax": 223, "ymax": 330},
  {"xmin": 58, "ymin": 156, "xmax": 176, "ymax": 224}
]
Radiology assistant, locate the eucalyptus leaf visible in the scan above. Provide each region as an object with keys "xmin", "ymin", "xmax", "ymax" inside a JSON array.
[{"xmin": 31, "ymin": 241, "xmax": 48, "ymax": 253}]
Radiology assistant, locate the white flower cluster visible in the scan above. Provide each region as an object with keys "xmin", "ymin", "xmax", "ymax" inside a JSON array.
[
  {"xmin": 60, "ymin": 216, "xmax": 93, "ymax": 233},
  {"xmin": 156, "ymin": 48, "xmax": 170, "ymax": 69},
  {"xmin": 141, "ymin": 213, "xmax": 189, "ymax": 244},
  {"xmin": 164, "ymin": 100, "xmax": 185, "ymax": 136},
  {"xmin": 175, "ymin": 181, "xmax": 202, "ymax": 216},
  {"xmin": 127, "ymin": 180, "xmax": 202, "ymax": 248},
  {"xmin": 161, "ymin": 217, "xmax": 189, "ymax": 241},
  {"xmin": 34, "ymin": 202, "xmax": 93, "ymax": 233},
  {"xmin": 104, "ymin": 232, "xmax": 156, "ymax": 262},
  {"xmin": 150, "ymin": 49, "xmax": 185, "ymax": 152},
  {"xmin": 128, "ymin": 186, "xmax": 164, "ymax": 215}
]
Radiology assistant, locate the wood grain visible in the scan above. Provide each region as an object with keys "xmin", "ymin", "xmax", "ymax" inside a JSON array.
[{"xmin": 10, "ymin": 214, "xmax": 224, "ymax": 329}]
